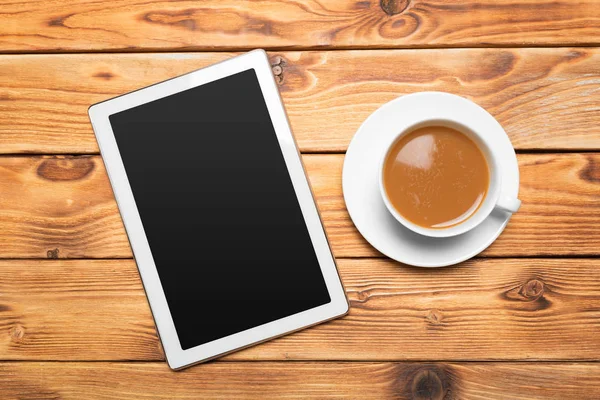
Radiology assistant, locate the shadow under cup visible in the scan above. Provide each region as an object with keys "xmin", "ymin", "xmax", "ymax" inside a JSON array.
[{"xmin": 378, "ymin": 119, "xmax": 506, "ymax": 238}]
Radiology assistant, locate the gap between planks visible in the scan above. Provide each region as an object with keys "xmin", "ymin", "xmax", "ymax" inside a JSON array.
[
  {"xmin": 3, "ymin": 44, "xmax": 600, "ymax": 55},
  {"xmin": 0, "ymin": 150, "xmax": 599, "ymax": 158},
  {"xmin": 2, "ymin": 360, "xmax": 600, "ymax": 364},
  {"xmin": 0, "ymin": 256, "xmax": 598, "ymax": 261}
]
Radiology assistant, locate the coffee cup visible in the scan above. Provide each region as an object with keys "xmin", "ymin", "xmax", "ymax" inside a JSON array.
[{"xmin": 378, "ymin": 118, "xmax": 521, "ymax": 238}]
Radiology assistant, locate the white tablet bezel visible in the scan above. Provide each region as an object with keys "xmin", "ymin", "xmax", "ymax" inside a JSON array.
[{"xmin": 88, "ymin": 50, "xmax": 348, "ymax": 370}]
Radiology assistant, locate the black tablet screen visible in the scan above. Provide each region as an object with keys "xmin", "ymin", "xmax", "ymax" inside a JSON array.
[{"xmin": 109, "ymin": 69, "xmax": 331, "ymax": 350}]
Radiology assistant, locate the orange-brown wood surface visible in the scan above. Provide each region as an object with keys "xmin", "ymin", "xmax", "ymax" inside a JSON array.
[
  {"xmin": 1, "ymin": 49, "xmax": 600, "ymax": 154},
  {"xmin": 1, "ymin": 0, "xmax": 600, "ymax": 52},
  {"xmin": 0, "ymin": 154, "xmax": 598, "ymax": 259},
  {"xmin": 2, "ymin": 1, "xmax": 600, "ymax": 398},
  {"xmin": 2, "ymin": 258, "xmax": 600, "ymax": 361},
  {"xmin": 2, "ymin": 362, "xmax": 600, "ymax": 399}
]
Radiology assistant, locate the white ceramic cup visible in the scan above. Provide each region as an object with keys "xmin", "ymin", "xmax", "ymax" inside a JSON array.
[{"xmin": 378, "ymin": 118, "xmax": 521, "ymax": 238}]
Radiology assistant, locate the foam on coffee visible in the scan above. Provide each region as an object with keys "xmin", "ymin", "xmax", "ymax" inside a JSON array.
[{"xmin": 383, "ymin": 125, "xmax": 489, "ymax": 229}]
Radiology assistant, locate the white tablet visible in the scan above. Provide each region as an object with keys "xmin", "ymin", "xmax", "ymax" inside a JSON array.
[{"xmin": 88, "ymin": 50, "xmax": 348, "ymax": 370}]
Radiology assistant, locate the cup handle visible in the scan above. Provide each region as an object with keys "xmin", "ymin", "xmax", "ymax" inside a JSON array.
[{"xmin": 495, "ymin": 194, "xmax": 521, "ymax": 214}]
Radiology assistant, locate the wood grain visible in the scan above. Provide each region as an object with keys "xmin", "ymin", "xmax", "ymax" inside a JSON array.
[
  {"xmin": 1, "ymin": 0, "xmax": 600, "ymax": 52},
  {"xmin": 0, "ymin": 154, "xmax": 598, "ymax": 259},
  {"xmin": 2, "ymin": 362, "xmax": 600, "ymax": 399},
  {"xmin": 2, "ymin": 258, "xmax": 600, "ymax": 361},
  {"xmin": 1, "ymin": 49, "xmax": 600, "ymax": 154},
  {"xmin": 0, "ymin": 156, "xmax": 125, "ymax": 259},
  {"xmin": 2, "ymin": 1, "xmax": 599, "ymax": 396}
]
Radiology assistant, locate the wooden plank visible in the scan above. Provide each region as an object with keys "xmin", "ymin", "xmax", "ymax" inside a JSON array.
[
  {"xmin": 0, "ymin": 154, "xmax": 598, "ymax": 259},
  {"xmin": 1, "ymin": 362, "xmax": 600, "ymax": 399},
  {"xmin": 1, "ymin": 0, "xmax": 599, "ymax": 52},
  {"xmin": 0, "ymin": 156, "xmax": 126, "ymax": 259},
  {"xmin": 1, "ymin": 258, "xmax": 600, "ymax": 361},
  {"xmin": 1, "ymin": 49, "xmax": 600, "ymax": 154}
]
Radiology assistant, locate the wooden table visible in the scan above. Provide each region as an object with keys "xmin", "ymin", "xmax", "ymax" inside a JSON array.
[{"xmin": 1, "ymin": 1, "xmax": 600, "ymax": 398}]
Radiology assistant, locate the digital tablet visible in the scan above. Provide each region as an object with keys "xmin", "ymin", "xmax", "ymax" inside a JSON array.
[{"xmin": 88, "ymin": 50, "xmax": 348, "ymax": 370}]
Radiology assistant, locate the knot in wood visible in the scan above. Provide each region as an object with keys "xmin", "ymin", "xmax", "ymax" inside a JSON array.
[
  {"xmin": 272, "ymin": 65, "xmax": 283, "ymax": 75},
  {"xmin": 47, "ymin": 248, "xmax": 60, "ymax": 259},
  {"xmin": 356, "ymin": 290, "xmax": 369, "ymax": 302},
  {"xmin": 411, "ymin": 369, "xmax": 444, "ymax": 400},
  {"xmin": 520, "ymin": 279, "xmax": 545, "ymax": 300},
  {"xmin": 380, "ymin": 0, "xmax": 410, "ymax": 15},
  {"xmin": 426, "ymin": 309, "xmax": 443, "ymax": 325},
  {"xmin": 579, "ymin": 156, "xmax": 599, "ymax": 182},
  {"xmin": 93, "ymin": 71, "xmax": 115, "ymax": 80},
  {"xmin": 10, "ymin": 324, "xmax": 25, "ymax": 342},
  {"xmin": 37, "ymin": 156, "xmax": 95, "ymax": 181},
  {"xmin": 270, "ymin": 55, "xmax": 286, "ymax": 84}
]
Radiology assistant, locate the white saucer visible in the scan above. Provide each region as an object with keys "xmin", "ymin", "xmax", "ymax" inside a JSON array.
[{"xmin": 342, "ymin": 92, "xmax": 520, "ymax": 267}]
